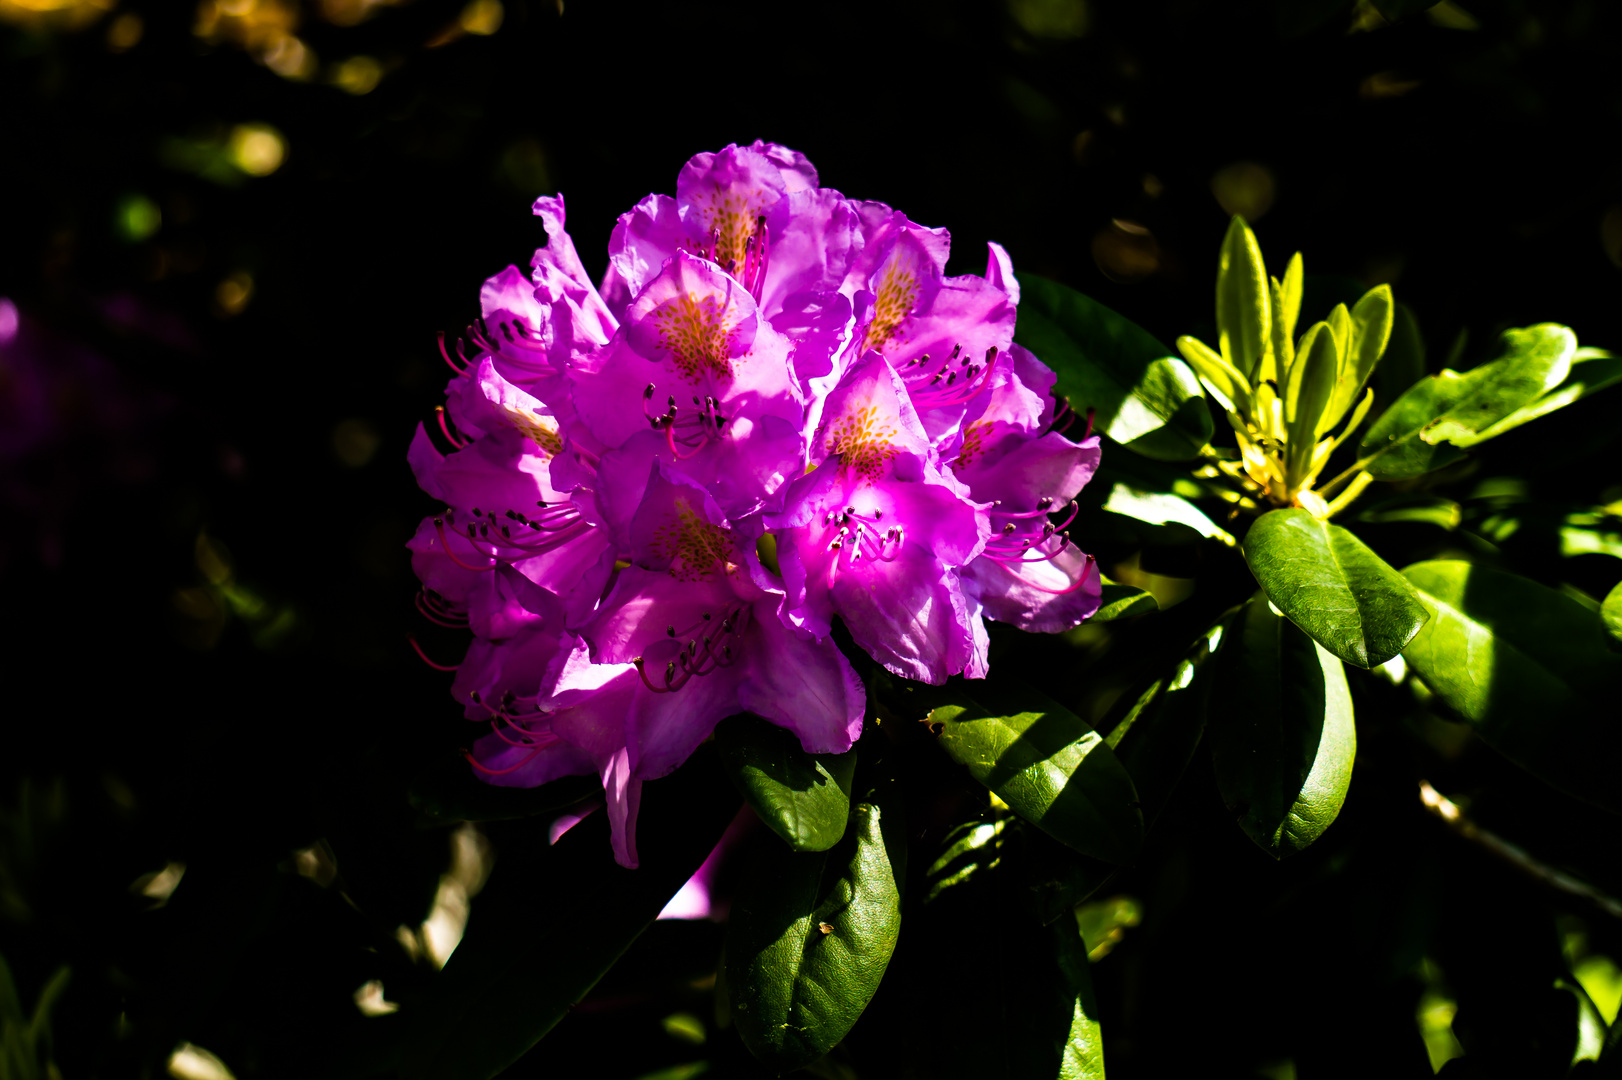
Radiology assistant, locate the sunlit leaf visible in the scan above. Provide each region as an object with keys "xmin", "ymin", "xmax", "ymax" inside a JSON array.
[
  {"xmin": 1604, "ymin": 581, "xmax": 1622, "ymax": 651},
  {"xmin": 1358, "ymin": 324, "xmax": 1576, "ymax": 479},
  {"xmin": 1401, "ymin": 561, "xmax": 1622, "ymax": 812},
  {"xmin": 1217, "ymin": 215, "xmax": 1272, "ymax": 382},
  {"xmin": 714, "ymin": 714, "xmax": 854, "ymax": 852},
  {"xmin": 1091, "ymin": 580, "xmax": 1159, "ymax": 622},
  {"xmin": 1208, "ymin": 593, "xmax": 1356, "ymax": 857},
  {"xmin": 1242, "ymin": 508, "xmax": 1429, "ymax": 668},
  {"xmin": 901, "ymin": 680, "xmax": 1144, "ymax": 865},
  {"xmin": 1016, "ymin": 272, "xmax": 1213, "ymax": 460},
  {"xmin": 1102, "ymin": 483, "xmax": 1236, "ymax": 546},
  {"xmin": 724, "ymin": 801, "xmax": 903, "ymax": 1073},
  {"xmin": 1464, "ymin": 348, "xmax": 1622, "ymax": 444}
]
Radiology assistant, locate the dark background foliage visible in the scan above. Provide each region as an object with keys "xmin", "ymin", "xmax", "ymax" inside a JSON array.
[{"xmin": 2, "ymin": 0, "xmax": 1621, "ymax": 1076}]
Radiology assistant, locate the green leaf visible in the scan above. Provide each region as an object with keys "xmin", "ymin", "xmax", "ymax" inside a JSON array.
[
  {"xmin": 1284, "ymin": 320, "xmax": 1339, "ymax": 481},
  {"xmin": 1016, "ymin": 271, "xmax": 1213, "ymax": 460},
  {"xmin": 1217, "ymin": 214, "xmax": 1272, "ymax": 382},
  {"xmin": 1351, "ymin": 494, "xmax": 1462, "ymax": 530},
  {"xmin": 920, "ymin": 681, "xmax": 1145, "ymax": 864},
  {"xmin": 1358, "ymin": 324, "xmax": 1577, "ymax": 479},
  {"xmin": 1092, "ymin": 579, "xmax": 1159, "ymax": 622},
  {"xmin": 1175, "ymin": 333, "xmax": 1251, "ymax": 415},
  {"xmin": 399, "ymin": 752, "xmax": 739, "ymax": 1080},
  {"xmin": 1401, "ymin": 561, "xmax": 1622, "ymax": 812},
  {"xmin": 1328, "ymin": 285, "xmax": 1393, "ymax": 431},
  {"xmin": 1604, "ymin": 581, "xmax": 1622, "ymax": 651},
  {"xmin": 725, "ymin": 801, "xmax": 904, "ymax": 1073},
  {"xmin": 1374, "ymin": 301, "xmax": 1426, "ymax": 409},
  {"xmin": 1463, "ymin": 348, "xmax": 1622, "ymax": 444},
  {"xmin": 909, "ymin": 815, "xmax": 1105, "ymax": 1079},
  {"xmin": 1242, "ymin": 507, "xmax": 1429, "ymax": 668},
  {"xmin": 1028, "ymin": 621, "xmax": 1224, "ymax": 923},
  {"xmin": 713, "ymin": 714, "xmax": 854, "ymax": 852},
  {"xmin": 1102, "ymin": 483, "xmax": 1236, "ymax": 546},
  {"xmin": 1208, "ymin": 593, "xmax": 1356, "ymax": 857}
]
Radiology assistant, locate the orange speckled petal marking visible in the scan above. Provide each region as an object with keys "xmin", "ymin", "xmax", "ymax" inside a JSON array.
[
  {"xmin": 626, "ymin": 252, "xmax": 759, "ymax": 388},
  {"xmin": 825, "ymin": 404, "xmax": 902, "ymax": 482},
  {"xmin": 652, "ymin": 499, "xmax": 735, "ymax": 582}
]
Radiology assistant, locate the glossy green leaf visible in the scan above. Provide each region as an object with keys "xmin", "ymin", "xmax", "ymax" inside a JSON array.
[
  {"xmin": 1102, "ymin": 483, "xmax": 1236, "ymax": 545},
  {"xmin": 399, "ymin": 752, "xmax": 739, "ymax": 1080},
  {"xmin": 909, "ymin": 814, "xmax": 1105, "ymax": 1079},
  {"xmin": 1604, "ymin": 581, "xmax": 1622, "ymax": 651},
  {"xmin": 1401, "ymin": 561, "xmax": 1622, "ymax": 813},
  {"xmin": 724, "ymin": 801, "xmax": 904, "ymax": 1073},
  {"xmin": 1208, "ymin": 593, "xmax": 1356, "ymax": 858},
  {"xmin": 713, "ymin": 714, "xmax": 854, "ymax": 852},
  {"xmin": 1358, "ymin": 324, "xmax": 1577, "ymax": 479},
  {"xmin": 1242, "ymin": 508, "xmax": 1429, "ymax": 668},
  {"xmin": 1217, "ymin": 214, "xmax": 1272, "ymax": 382},
  {"xmin": 1092, "ymin": 579, "xmax": 1159, "ymax": 622},
  {"xmin": 1016, "ymin": 271, "xmax": 1213, "ymax": 460},
  {"xmin": 1463, "ymin": 348, "xmax": 1622, "ymax": 444},
  {"xmin": 916, "ymin": 680, "xmax": 1145, "ymax": 865}
]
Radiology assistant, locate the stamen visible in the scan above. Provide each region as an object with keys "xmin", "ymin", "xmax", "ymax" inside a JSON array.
[{"xmin": 408, "ymin": 635, "xmax": 461, "ymax": 671}]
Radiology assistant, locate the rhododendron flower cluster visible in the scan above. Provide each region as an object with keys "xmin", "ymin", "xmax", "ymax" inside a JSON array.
[{"xmin": 409, "ymin": 143, "xmax": 1103, "ymax": 867}]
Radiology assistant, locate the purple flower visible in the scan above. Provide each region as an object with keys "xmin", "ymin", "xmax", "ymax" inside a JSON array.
[
  {"xmin": 409, "ymin": 142, "xmax": 1107, "ymax": 866},
  {"xmin": 767, "ymin": 352, "xmax": 990, "ymax": 684}
]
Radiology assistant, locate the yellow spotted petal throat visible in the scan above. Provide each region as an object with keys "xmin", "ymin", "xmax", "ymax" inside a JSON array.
[{"xmin": 1176, "ymin": 215, "xmax": 1394, "ymax": 517}]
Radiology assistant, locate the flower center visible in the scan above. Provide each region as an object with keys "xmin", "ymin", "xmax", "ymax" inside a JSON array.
[
  {"xmin": 642, "ymin": 385, "xmax": 731, "ymax": 461},
  {"xmin": 651, "ymin": 501, "xmax": 736, "ymax": 582},
  {"xmin": 431, "ymin": 501, "xmax": 589, "ymax": 572}
]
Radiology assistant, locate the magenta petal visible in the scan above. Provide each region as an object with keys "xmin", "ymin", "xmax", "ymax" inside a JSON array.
[
  {"xmin": 737, "ymin": 613, "xmax": 865, "ymax": 755},
  {"xmin": 600, "ymin": 747, "xmax": 643, "ymax": 869}
]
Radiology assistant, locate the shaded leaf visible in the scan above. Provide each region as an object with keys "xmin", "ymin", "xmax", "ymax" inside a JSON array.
[
  {"xmin": 1358, "ymin": 324, "xmax": 1576, "ymax": 479},
  {"xmin": 398, "ymin": 751, "xmax": 738, "ymax": 1080},
  {"xmin": 908, "ymin": 813, "xmax": 1105, "ymax": 1079},
  {"xmin": 724, "ymin": 801, "xmax": 904, "ymax": 1073},
  {"xmin": 714, "ymin": 714, "xmax": 854, "ymax": 852},
  {"xmin": 1208, "ymin": 593, "xmax": 1356, "ymax": 858},
  {"xmin": 1016, "ymin": 272, "xmax": 1213, "ymax": 459},
  {"xmin": 914, "ymin": 680, "xmax": 1145, "ymax": 865},
  {"xmin": 1091, "ymin": 580, "xmax": 1159, "ymax": 622},
  {"xmin": 1242, "ymin": 507, "xmax": 1429, "ymax": 668},
  {"xmin": 1352, "ymin": 494, "xmax": 1462, "ymax": 530},
  {"xmin": 1030, "ymin": 620, "xmax": 1225, "ymax": 921},
  {"xmin": 1402, "ymin": 561, "xmax": 1622, "ymax": 813}
]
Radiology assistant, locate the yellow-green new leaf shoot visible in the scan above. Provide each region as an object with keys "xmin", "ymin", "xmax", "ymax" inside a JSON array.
[
  {"xmin": 1331, "ymin": 285, "xmax": 1394, "ymax": 431},
  {"xmin": 1217, "ymin": 215, "xmax": 1272, "ymax": 382},
  {"xmin": 1175, "ymin": 334, "xmax": 1251, "ymax": 416},
  {"xmin": 1286, "ymin": 321, "xmax": 1339, "ymax": 485}
]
